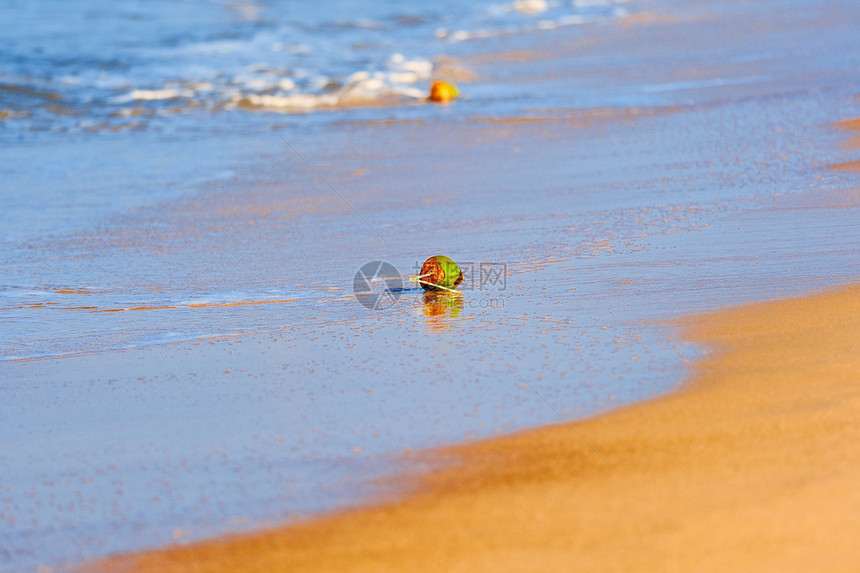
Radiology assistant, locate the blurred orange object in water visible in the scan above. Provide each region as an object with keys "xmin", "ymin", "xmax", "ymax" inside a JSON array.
[{"xmin": 429, "ymin": 80, "xmax": 459, "ymax": 103}]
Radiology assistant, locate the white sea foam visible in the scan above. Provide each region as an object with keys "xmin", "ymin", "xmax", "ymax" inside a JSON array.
[
  {"xmin": 514, "ymin": 0, "xmax": 549, "ymax": 14},
  {"xmin": 236, "ymin": 74, "xmax": 426, "ymax": 111},
  {"xmin": 224, "ymin": 54, "xmax": 433, "ymax": 112},
  {"xmin": 129, "ymin": 88, "xmax": 194, "ymax": 101}
]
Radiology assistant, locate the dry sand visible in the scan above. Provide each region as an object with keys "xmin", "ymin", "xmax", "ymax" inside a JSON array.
[{"xmin": 86, "ymin": 283, "xmax": 860, "ymax": 572}]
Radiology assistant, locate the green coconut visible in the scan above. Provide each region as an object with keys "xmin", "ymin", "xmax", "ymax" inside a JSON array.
[{"xmin": 418, "ymin": 255, "xmax": 464, "ymax": 292}]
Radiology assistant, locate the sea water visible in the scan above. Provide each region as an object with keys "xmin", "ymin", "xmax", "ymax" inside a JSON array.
[
  {"xmin": 1, "ymin": 0, "xmax": 628, "ymax": 134},
  {"xmin": 1, "ymin": 0, "xmax": 630, "ymax": 359}
]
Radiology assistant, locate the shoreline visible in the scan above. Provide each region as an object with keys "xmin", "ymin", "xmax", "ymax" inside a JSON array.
[
  {"xmin": 7, "ymin": 0, "xmax": 860, "ymax": 568},
  {"xmin": 86, "ymin": 282, "xmax": 860, "ymax": 571}
]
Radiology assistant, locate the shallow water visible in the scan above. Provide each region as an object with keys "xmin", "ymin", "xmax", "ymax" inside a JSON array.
[
  {"xmin": 0, "ymin": 0, "xmax": 628, "ymax": 134},
  {"xmin": 3, "ymin": 0, "xmax": 860, "ymax": 570}
]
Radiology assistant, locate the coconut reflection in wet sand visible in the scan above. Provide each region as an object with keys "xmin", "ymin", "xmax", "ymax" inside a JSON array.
[{"xmin": 420, "ymin": 291, "xmax": 464, "ymax": 332}]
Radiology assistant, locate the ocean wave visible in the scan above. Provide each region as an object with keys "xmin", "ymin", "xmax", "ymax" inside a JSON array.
[
  {"xmin": 0, "ymin": 0, "xmax": 631, "ymax": 134},
  {"xmin": 231, "ymin": 61, "xmax": 430, "ymax": 112}
]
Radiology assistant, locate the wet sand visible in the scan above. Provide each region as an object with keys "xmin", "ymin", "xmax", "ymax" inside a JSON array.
[
  {"xmin": 833, "ymin": 116, "xmax": 860, "ymax": 170},
  {"xmin": 86, "ymin": 283, "xmax": 860, "ymax": 571},
  {"xmin": 832, "ymin": 160, "xmax": 860, "ymax": 173}
]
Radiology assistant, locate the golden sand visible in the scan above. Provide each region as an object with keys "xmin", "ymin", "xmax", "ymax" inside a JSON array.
[
  {"xmin": 832, "ymin": 160, "xmax": 860, "ymax": 172},
  {"xmin": 835, "ymin": 117, "xmax": 860, "ymax": 131},
  {"xmin": 833, "ymin": 116, "xmax": 859, "ymax": 169},
  {"xmin": 86, "ymin": 284, "xmax": 860, "ymax": 572}
]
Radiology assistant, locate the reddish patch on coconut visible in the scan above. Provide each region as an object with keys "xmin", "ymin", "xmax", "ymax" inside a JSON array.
[{"xmin": 420, "ymin": 257, "xmax": 446, "ymax": 289}]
